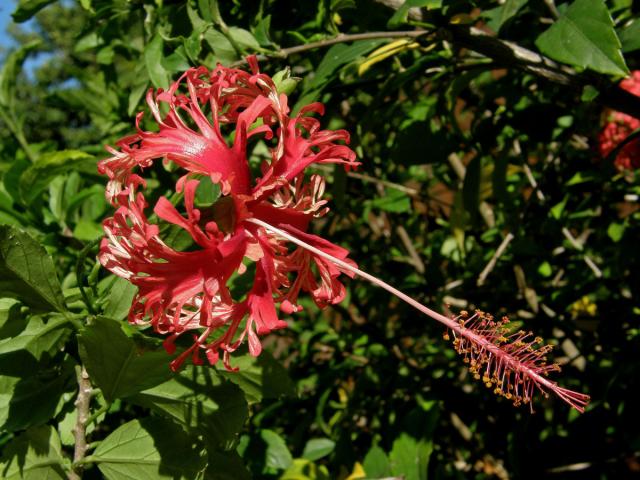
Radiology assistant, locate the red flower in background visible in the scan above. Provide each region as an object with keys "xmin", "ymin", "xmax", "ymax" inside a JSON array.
[
  {"xmin": 99, "ymin": 57, "xmax": 358, "ymax": 370},
  {"xmin": 599, "ymin": 70, "xmax": 640, "ymax": 170}
]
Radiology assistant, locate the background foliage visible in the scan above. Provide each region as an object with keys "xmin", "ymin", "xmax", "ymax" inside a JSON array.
[{"xmin": 1, "ymin": 0, "xmax": 639, "ymax": 478}]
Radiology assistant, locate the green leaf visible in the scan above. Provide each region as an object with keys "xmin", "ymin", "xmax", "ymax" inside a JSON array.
[
  {"xmin": 79, "ymin": 0, "xmax": 93, "ymax": 11},
  {"xmin": 296, "ymin": 40, "xmax": 384, "ymax": 108},
  {"xmin": 0, "ymin": 359, "xmax": 74, "ymax": 432},
  {"xmin": 252, "ymin": 15, "xmax": 274, "ymax": 47},
  {"xmin": 93, "ymin": 417, "xmax": 205, "ymax": 480},
  {"xmin": 0, "ymin": 298, "xmax": 23, "ymax": 339},
  {"xmin": 535, "ymin": 0, "xmax": 629, "ymax": 76},
  {"xmin": 607, "ymin": 222, "xmax": 625, "ymax": 242},
  {"xmin": 388, "ymin": 0, "xmax": 441, "ymax": 27},
  {"xmin": 363, "ymin": 445, "xmax": 392, "ymax": 477},
  {"xmin": 217, "ymin": 353, "xmax": 295, "ymax": 403},
  {"xmin": 204, "ymin": 29, "xmax": 238, "ymax": 64},
  {"xmin": 145, "ymin": 35, "xmax": 170, "ymax": 89},
  {"xmin": 128, "ymin": 79, "xmax": 150, "ymax": 116},
  {"xmin": 19, "ymin": 150, "xmax": 96, "ymax": 205},
  {"xmin": 0, "ymin": 426, "xmax": 66, "ymax": 479},
  {"xmin": 0, "ymin": 40, "xmax": 41, "ymax": 110},
  {"xmin": 619, "ymin": 20, "xmax": 640, "ymax": 53},
  {"xmin": 11, "ymin": 0, "xmax": 56, "ymax": 23},
  {"xmin": 280, "ymin": 459, "xmax": 330, "ymax": 480},
  {"xmin": 260, "ymin": 429, "xmax": 293, "ymax": 470},
  {"xmin": 389, "ymin": 433, "xmax": 433, "ymax": 480},
  {"xmin": 462, "ymin": 155, "xmax": 481, "ymax": 218},
  {"xmin": 73, "ymin": 219, "xmax": 103, "ymax": 242},
  {"xmin": 368, "ymin": 190, "xmax": 411, "ymax": 213},
  {"xmin": 228, "ymin": 27, "xmax": 261, "ymax": 51},
  {"xmin": 184, "ymin": 26, "xmax": 206, "ymax": 63},
  {"xmin": 0, "ymin": 226, "xmax": 66, "ymax": 312},
  {"xmin": 301, "ymin": 438, "xmax": 335, "ymax": 461},
  {"xmin": 77, "ymin": 317, "xmax": 174, "ymax": 402},
  {"xmin": 538, "ymin": 261, "xmax": 553, "ymax": 277},
  {"xmin": 484, "ymin": 0, "xmax": 527, "ymax": 33},
  {"xmin": 131, "ymin": 366, "xmax": 248, "ymax": 447},
  {"xmin": 205, "ymin": 450, "xmax": 252, "ymax": 480},
  {"xmin": 101, "ymin": 277, "xmax": 138, "ymax": 321},
  {"xmin": 550, "ymin": 195, "xmax": 568, "ymax": 219},
  {"xmin": 0, "ymin": 316, "xmax": 71, "ymax": 374}
]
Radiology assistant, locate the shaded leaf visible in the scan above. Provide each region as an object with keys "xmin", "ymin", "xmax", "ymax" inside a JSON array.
[
  {"xmin": 0, "ymin": 425, "xmax": 66, "ymax": 479},
  {"xmin": 462, "ymin": 155, "xmax": 482, "ymax": 219},
  {"xmin": 296, "ymin": 40, "xmax": 384, "ymax": 108},
  {"xmin": 217, "ymin": 353, "xmax": 295, "ymax": 403},
  {"xmin": 0, "ymin": 298, "xmax": 23, "ymax": 339},
  {"xmin": 131, "ymin": 366, "xmax": 248, "ymax": 447},
  {"xmin": 11, "ymin": 0, "xmax": 56, "ymax": 23},
  {"xmin": 0, "ymin": 359, "xmax": 74, "ymax": 432},
  {"xmin": 368, "ymin": 190, "xmax": 411, "ymax": 213},
  {"xmin": 535, "ymin": 0, "xmax": 629, "ymax": 76},
  {"xmin": 280, "ymin": 459, "xmax": 331, "ymax": 480},
  {"xmin": 205, "ymin": 451, "xmax": 252, "ymax": 480},
  {"xmin": 619, "ymin": 20, "xmax": 640, "ymax": 53},
  {"xmin": 0, "ymin": 316, "xmax": 72, "ymax": 374},
  {"xmin": 0, "ymin": 226, "xmax": 66, "ymax": 312},
  {"xmin": 77, "ymin": 316, "xmax": 174, "ymax": 402}
]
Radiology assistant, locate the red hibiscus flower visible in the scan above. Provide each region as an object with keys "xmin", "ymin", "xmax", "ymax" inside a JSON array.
[
  {"xmin": 99, "ymin": 57, "xmax": 588, "ymax": 413},
  {"xmin": 99, "ymin": 57, "xmax": 357, "ymax": 370}
]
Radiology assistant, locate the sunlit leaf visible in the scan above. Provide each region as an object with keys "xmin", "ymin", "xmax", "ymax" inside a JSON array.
[
  {"xmin": 93, "ymin": 417, "xmax": 205, "ymax": 480},
  {"xmin": 535, "ymin": 0, "xmax": 629, "ymax": 75},
  {"xmin": 0, "ymin": 226, "xmax": 66, "ymax": 312}
]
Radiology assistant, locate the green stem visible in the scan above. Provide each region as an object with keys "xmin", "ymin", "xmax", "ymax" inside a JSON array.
[
  {"xmin": 86, "ymin": 402, "xmax": 110, "ymax": 427},
  {"xmin": 0, "ymin": 109, "xmax": 36, "ymax": 163},
  {"xmin": 211, "ymin": 0, "xmax": 244, "ymax": 57}
]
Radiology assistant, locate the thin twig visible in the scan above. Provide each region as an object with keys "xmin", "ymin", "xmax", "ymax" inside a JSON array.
[
  {"xmin": 561, "ymin": 228, "xmax": 603, "ymax": 278},
  {"xmin": 543, "ymin": 0, "xmax": 561, "ymax": 19},
  {"xmin": 477, "ymin": 232, "xmax": 515, "ymax": 286},
  {"xmin": 266, "ymin": 30, "xmax": 432, "ymax": 60},
  {"xmin": 396, "ymin": 225, "xmax": 426, "ymax": 273},
  {"xmin": 346, "ymin": 170, "xmax": 420, "ymax": 196},
  {"xmin": 69, "ymin": 366, "xmax": 92, "ymax": 480},
  {"xmin": 522, "ymin": 163, "xmax": 545, "ymax": 202}
]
